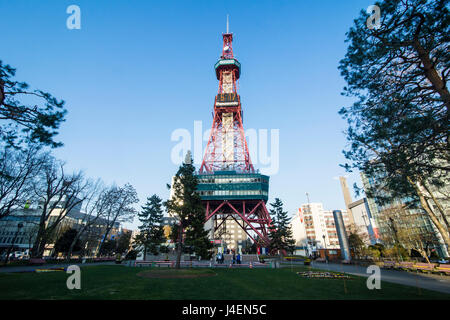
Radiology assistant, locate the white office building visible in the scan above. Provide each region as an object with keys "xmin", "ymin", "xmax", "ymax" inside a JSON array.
[{"xmin": 290, "ymin": 203, "xmax": 350, "ymax": 253}]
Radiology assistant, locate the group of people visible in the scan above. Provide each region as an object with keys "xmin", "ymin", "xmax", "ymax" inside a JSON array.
[
  {"xmin": 215, "ymin": 252, "xmax": 225, "ymax": 264},
  {"xmin": 215, "ymin": 251, "xmax": 242, "ymax": 264}
]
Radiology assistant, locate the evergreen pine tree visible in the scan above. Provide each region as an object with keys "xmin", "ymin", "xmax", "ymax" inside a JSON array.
[
  {"xmin": 184, "ymin": 209, "xmax": 213, "ymax": 260},
  {"xmin": 165, "ymin": 152, "xmax": 212, "ymax": 268},
  {"xmin": 268, "ymin": 198, "xmax": 295, "ymax": 255},
  {"xmin": 339, "ymin": 0, "xmax": 450, "ymax": 253},
  {"xmin": 135, "ymin": 194, "xmax": 165, "ymax": 260}
]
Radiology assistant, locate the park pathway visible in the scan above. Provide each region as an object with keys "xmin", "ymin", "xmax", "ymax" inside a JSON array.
[{"xmin": 311, "ymin": 262, "xmax": 450, "ymax": 294}]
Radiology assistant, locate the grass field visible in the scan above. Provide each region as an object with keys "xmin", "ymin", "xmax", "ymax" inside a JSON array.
[{"xmin": 0, "ymin": 265, "xmax": 448, "ymax": 300}]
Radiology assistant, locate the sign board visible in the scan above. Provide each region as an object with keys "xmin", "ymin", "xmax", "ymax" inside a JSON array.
[{"xmin": 217, "ymin": 93, "xmax": 239, "ymax": 103}]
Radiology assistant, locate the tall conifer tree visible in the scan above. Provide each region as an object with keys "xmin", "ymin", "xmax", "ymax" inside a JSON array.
[
  {"xmin": 165, "ymin": 152, "xmax": 212, "ymax": 268},
  {"xmin": 269, "ymin": 198, "xmax": 295, "ymax": 255},
  {"xmin": 135, "ymin": 195, "xmax": 165, "ymax": 260}
]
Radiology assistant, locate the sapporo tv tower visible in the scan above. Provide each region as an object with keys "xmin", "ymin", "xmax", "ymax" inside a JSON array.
[{"xmin": 196, "ymin": 19, "xmax": 273, "ymax": 249}]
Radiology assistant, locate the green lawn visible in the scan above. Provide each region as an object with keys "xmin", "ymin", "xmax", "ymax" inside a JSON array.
[{"xmin": 0, "ymin": 265, "xmax": 448, "ymax": 300}]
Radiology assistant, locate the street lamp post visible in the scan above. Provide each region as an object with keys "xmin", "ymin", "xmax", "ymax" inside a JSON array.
[
  {"xmin": 322, "ymin": 234, "xmax": 328, "ymax": 264},
  {"xmin": 3, "ymin": 223, "xmax": 24, "ymax": 265}
]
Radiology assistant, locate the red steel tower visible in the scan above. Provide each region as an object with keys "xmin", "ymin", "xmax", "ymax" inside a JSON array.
[
  {"xmin": 200, "ymin": 31, "xmax": 253, "ymax": 173},
  {"xmin": 197, "ymin": 26, "xmax": 273, "ymax": 249}
]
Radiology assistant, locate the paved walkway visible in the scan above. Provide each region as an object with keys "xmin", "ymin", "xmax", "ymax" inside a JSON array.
[
  {"xmin": 0, "ymin": 261, "xmax": 116, "ymax": 273},
  {"xmin": 311, "ymin": 262, "xmax": 450, "ymax": 294}
]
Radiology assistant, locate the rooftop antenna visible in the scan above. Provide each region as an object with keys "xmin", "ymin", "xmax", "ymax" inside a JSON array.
[{"xmin": 227, "ymin": 14, "xmax": 229, "ymax": 33}]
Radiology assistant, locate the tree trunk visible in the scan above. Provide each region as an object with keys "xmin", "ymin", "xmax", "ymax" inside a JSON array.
[
  {"xmin": 0, "ymin": 79, "xmax": 4, "ymax": 107},
  {"xmin": 31, "ymin": 227, "xmax": 45, "ymax": 258},
  {"xmin": 175, "ymin": 245, "xmax": 182, "ymax": 269},
  {"xmin": 413, "ymin": 41, "xmax": 450, "ymax": 112},
  {"xmin": 32, "ymin": 238, "xmax": 47, "ymax": 259},
  {"xmin": 416, "ymin": 241, "xmax": 431, "ymax": 265},
  {"xmin": 408, "ymin": 177, "xmax": 450, "ymax": 256},
  {"xmin": 96, "ymin": 225, "xmax": 113, "ymax": 257},
  {"xmin": 66, "ymin": 229, "xmax": 84, "ymax": 262},
  {"xmin": 175, "ymin": 226, "xmax": 183, "ymax": 269},
  {"xmin": 422, "ymin": 182, "xmax": 450, "ymax": 232}
]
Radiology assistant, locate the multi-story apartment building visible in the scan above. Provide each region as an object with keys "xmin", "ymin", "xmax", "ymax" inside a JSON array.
[
  {"xmin": 213, "ymin": 216, "xmax": 247, "ymax": 252},
  {"xmin": 291, "ymin": 208, "xmax": 307, "ymax": 249},
  {"xmin": 291, "ymin": 203, "xmax": 350, "ymax": 253}
]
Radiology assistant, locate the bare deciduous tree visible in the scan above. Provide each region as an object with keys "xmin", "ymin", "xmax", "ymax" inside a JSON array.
[
  {"xmin": 0, "ymin": 145, "xmax": 48, "ymax": 219},
  {"xmin": 66, "ymin": 179, "xmax": 109, "ymax": 260},
  {"xmin": 96, "ymin": 183, "xmax": 138, "ymax": 257},
  {"xmin": 31, "ymin": 158, "xmax": 92, "ymax": 258}
]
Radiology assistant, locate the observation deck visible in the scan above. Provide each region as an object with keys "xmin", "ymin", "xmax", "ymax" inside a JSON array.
[
  {"xmin": 214, "ymin": 58, "xmax": 241, "ymax": 80},
  {"xmin": 196, "ymin": 170, "xmax": 269, "ymax": 202}
]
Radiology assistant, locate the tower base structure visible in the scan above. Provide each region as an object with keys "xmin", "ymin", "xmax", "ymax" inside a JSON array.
[{"xmin": 197, "ymin": 170, "xmax": 272, "ymax": 247}]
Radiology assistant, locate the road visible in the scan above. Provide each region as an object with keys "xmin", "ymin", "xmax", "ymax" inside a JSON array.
[{"xmin": 311, "ymin": 262, "xmax": 450, "ymax": 294}]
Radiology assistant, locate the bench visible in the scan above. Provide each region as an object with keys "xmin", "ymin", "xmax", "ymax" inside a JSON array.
[
  {"xmin": 134, "ymin": 260, "xmax": 154, "ymax": 267},
  {"xmin": 190, "ymin": 263, "xmax": 212, "ymax": 267},
  {"xmin": 154, "ymin": 262, "xmax": 173, "ymax": 268},
  {"xmin": 382, "ymin": 261, "xmax": 397, "ymax": 269},
  {"xmin": 93, "ymin": 257, "xmax": 115, "ymax": 262},
  {"xmin": 413, "ymin": 262, "xmax": 437, "ymax": 273},
  {"xmin": 398, "ymin": 262, "xmax": 414, "ymax": 271},
  {"xmin": 252, "ymin": 262, "xmax": 270, "ymax": 268},
  {"xmin": 134, "ymin": 260, "xmax": 190, "ymax": 268},
  {"xmin": 213, "ymin": 263, "xmax": 230, "ymax": 267},
  {"xmin": 228, "ymin": 263, "xmax": 250, "ymax": 268},
  {"xmin": 28, "ymin": 258, "xmax": 45, "ymax": 265},
  {"xmin": 435, "ymin": 264, "xmax": 450, "ymax": 276}
]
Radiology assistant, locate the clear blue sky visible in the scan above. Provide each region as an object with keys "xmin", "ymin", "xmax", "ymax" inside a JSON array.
[{"xmin": 1, "ymin": 0, "xmax": 374, "ymax": 229}]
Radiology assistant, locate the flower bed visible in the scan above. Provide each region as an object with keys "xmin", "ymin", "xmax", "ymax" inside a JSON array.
[{"xmin": 297, "ymin": 271, "xmax": 351, "ymax": 279}]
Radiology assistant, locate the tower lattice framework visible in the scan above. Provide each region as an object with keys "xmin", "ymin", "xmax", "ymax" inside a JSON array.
[{"xmin": 198, "ymin": 28, "xmax": 273, "ymax": 249}]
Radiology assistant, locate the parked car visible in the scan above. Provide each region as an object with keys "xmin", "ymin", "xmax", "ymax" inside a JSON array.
[{"xmin": 0, "ymin": 251, "xmax": 23, "ymax": 260}]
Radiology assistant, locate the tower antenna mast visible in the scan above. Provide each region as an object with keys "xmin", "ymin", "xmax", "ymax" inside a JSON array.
[{"xmin": 227, "ymin": 14, "xmax": 229, "ymax": 33}]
